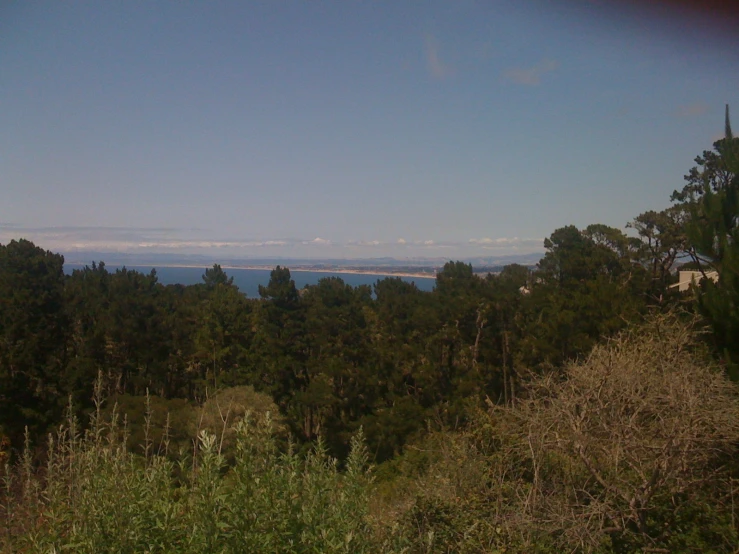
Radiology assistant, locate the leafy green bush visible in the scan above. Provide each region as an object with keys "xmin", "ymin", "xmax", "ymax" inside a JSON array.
[
  {"xmin": 193, "ymin": 385, "xmax": 288, "ymax": 463},
  {"xmin": 1, "ymin": 398, "xmax": 375, "ymax": 553}
]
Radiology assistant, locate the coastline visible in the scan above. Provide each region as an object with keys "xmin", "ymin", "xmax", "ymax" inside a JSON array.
[
  {"xmin": 65, "ymin": 262, "xmax": 437, "ymax": 280},
  {"xmin": 234, "ymin": 265, "xmax": 437, "ymax": 279},
  {"xmin": 256, "ymin": 267, "xmax": 437, "ymax": 279}
]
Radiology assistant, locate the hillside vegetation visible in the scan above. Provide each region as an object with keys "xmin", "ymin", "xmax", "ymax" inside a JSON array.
[{"xmin": 1, "ymin": 118, "xmax": 738, "ymax": 552}]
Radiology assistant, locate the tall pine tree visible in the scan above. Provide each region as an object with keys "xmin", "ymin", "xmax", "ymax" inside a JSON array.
[{"xmin": 684, "ymin": 105, "xmax": 739, "ymax": 375}]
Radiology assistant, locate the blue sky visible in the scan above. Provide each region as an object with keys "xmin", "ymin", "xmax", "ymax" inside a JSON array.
[{"xmin": 1, "ymin": 1, "xmax": 737, "ymax": 259}]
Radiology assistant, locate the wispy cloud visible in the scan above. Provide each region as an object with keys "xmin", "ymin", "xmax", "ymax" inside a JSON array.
[
  {"xmin": 0, "ymin": 226, "xmax": 295, "ymax": 252},
  {"xmin": 675, "ymin": 102, "xmax": 709, "ymax": 117},
  {"xmin": 0, "ymin": 226, "xmax": 545, "ymax": 257},
  {"xmin": 469, "ymin": 237, "xmax": 543, "ymax": 248},
  {"xmin": 503, "ymin": 59, "xmax": 559, "ymax": 85},
  {"xmin": 302, "ymin": 237, "xmax": 331, "ymax": 245},
  {"xmin": 346, "ymin": 240, "xmax": 382, "ymax": 247},
  {"xmin": 424, "ymin": 34, "xmax": 452, "ymax": 79}
]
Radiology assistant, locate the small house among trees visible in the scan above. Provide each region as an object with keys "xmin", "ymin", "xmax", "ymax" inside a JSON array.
[{"xmin": 670, "ymin": 269, "xmax": 719, "ymax": 292}]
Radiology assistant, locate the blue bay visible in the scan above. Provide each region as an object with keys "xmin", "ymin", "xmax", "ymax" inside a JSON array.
[{"xmin": 64, "ymin": 265, "xmax": 436, "ymax": 298}]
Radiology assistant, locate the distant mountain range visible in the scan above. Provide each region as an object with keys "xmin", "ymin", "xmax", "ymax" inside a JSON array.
[{"xmin": 61, "ymin": 250, "xmax": 545, "ymax": 270}]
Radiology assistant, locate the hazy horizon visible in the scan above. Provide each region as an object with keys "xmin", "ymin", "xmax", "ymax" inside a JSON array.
[{"xmin": 58, "ymin": 247, "xmax": 545, "ymax": 268}]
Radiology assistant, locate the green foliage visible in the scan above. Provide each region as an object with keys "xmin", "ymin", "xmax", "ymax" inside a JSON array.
[
  {"xmin": 627, "ymin": 206, "xmax": 688, "ymax": 299},
  {"xmin": 102, "ymin": 393, "xmax": 194, "ymax": 456},
  {"xmin": 193, "ymin": 282, "xmax": 253, "ymax": 393},
  {"xmin": 520, "ymin": 224, "xmax": 648, "ymax": 369},
  {"xmin": 202, "ymin": 263, "xmax": 235, "ymax": 289},
  {"xmin": 674, "ymin": 105, "xmax": 739, "ymax": 375},
  {"xmin": 1, "ymin": 240, "xmax": 658, "ymax": 464},
  {"xmin": 1, "ymin": 407, "xmax": 375, "ymax": 553},
  {"xmin": 194, "ymin": 385, "xmax": 286, "ymax": 462},
  {"xmin": 0, "ymin": 239, "xmax": 68, "ymax": 443}
]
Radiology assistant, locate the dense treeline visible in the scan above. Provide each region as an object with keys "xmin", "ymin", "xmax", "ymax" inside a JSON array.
[
  {"xmin": 2, "ymin": 123, "xmax": 738, "ymax": 458},
  {"xmin": 0, "ymin": 225, "xmax": 670, "ymax": 459},
  {"xmin": 1, "ymin": 114, "xmax": 738, "ymax": 552}
]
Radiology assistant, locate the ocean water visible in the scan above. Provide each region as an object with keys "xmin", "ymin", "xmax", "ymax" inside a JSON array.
[{"xmin": 64, "ymin": 264, "xmax": 436, "ymax": 298}]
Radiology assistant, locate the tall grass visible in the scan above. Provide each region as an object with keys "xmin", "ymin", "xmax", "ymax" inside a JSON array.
[{"xmin": 1, "ymin": 392, "xmax": 376, "ymax": 554}]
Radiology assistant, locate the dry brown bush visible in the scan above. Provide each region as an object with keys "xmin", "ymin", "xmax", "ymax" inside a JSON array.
[
  {"xmin": 505, "ymin": 314, "xmax": 739, "ymax": 551},
  {"xmin": 378, "ymin": 315, "xmax": 739, "ymax": 552}
]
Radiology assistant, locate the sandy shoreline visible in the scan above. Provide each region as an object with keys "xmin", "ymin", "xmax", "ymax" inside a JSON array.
[
  {"xmin": 65, "ymin": 262, "xmax": 438, "ymax": 280},
  {"xmin": 233, "ymin": 265, "xmax": 437, "ymax": 279}
]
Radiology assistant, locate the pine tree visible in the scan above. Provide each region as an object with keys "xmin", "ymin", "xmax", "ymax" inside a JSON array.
[{"xmin": 686, "ymin": 105, "xmax": 739, "ymax": 375}]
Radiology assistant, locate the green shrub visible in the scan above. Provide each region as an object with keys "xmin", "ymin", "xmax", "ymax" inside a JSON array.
[{"xmin": 1, "ymin": 399, "xmax": 375, "ymax": 553}]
